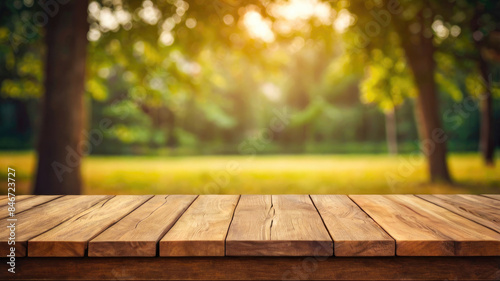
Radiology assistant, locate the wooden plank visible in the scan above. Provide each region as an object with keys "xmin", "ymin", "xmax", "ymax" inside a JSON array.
[
  {"xmin": 226, "ymin": 195, "xmax": 333, "ymax": 256},
  {"xmin": 417, "ymin": 194, "xmax": 500, "ymax": 233},
  {"xmin": 310, "ymin": 195, "xmax": 395, "ymax": 256},
  {"xmin": 0, "ymin": 195, "xmax": 34, "ymax": 207},
  {"xmin": 160, "ymin": 195, "xmax": 239, "ymax": 256},
  {"xmin": 0, "ymin": 196, "xmax": 6, "ymax": 208},
  {"xmin": 0, "ymin": 195, "xmax": 110, "ymax": 257},
  {"xmin": 350, "ymin": 195, "xmax": 500, "ymax": 256},
  {"xmin": 89, "ymin": 195, "xmax": 197, "ymax": 257},
  {"xmin": 15, "ymin": 195, "xmax": 35, "ymax": 201},
  {"xmin": 0, "ymin": 195, "xmax": 62, "ymax": 219},
  {"xmin": 482, "ymin": 194, "xmax": 500, "ymax": 201},
  {"xmin": 4, "ymin": 257, "xmax": 500, "ymax": 280},
  {"xmin": 29, "ymin": 195, "xmax": 152, "ymax": 257}
]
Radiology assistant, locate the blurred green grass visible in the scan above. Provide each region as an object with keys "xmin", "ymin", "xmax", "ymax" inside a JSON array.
[{"xmin": 0, "ymin": 151, "xmax": 499, "ymax": 195}]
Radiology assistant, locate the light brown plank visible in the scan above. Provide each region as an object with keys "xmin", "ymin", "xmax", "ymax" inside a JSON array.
[
  {"xmin": 417, "ymin": 194, "xmax": 500, "ymax": 233},
  {"xmin": 89, "ymin": 195, "xmax": 197, "ymax": 257},
  {"xmin": 226, "ymin": 195, "xmax": 333, "ymax": 256},
  {"xmin": 310, "ymin": 195, "xmax": 395, "ymax": 256},
  {"xmin": 0, "ymin": 195, "xmax": 34, "ymax": 207},
  {"xmin": 0, "ymin": 195, "xmax": 62, "ymax": 219},
  {"xmin": 160, "ymin": 195, "xmax": 239, "ymax": 256},
  {"xmin": 0, "ymin": 195, "xmax": 110, "ymax": 257},
  {"xmin": 350, "ymin": 195, "xmax": 500, "ymax": 256},
  {"xmin": 0, "ymin": 196, "xmax": 6, "ymax": 208},
  {"xmin": 482, "ymin": 194, "xmax": 500, "ymax": 201},
  {"xmin": 29, "ymin": 195, "xmax": 152, "ymax": 257},
  {"xmin": 15, "ymin": 195, "xmax": 35, "ymax": 201}
]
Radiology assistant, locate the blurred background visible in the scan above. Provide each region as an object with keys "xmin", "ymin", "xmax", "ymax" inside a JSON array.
[{"xmin": 0, "ymin": 0, "xmax": 499, "ymax": 195}]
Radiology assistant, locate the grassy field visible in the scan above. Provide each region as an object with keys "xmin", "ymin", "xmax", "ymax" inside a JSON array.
[{"xmin": 0, "ymin": 152, "xmax": 499, "ymax": 195}]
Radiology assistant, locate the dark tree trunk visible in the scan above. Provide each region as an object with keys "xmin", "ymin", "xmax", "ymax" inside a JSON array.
[
  {"xmin": 471, "ymin": 3, "xmax": 495, "ymax": 166},
  {"xmin": 385, "ymin": 108, "xmax": 398, "ymax": 155},
  {"xmin": 33, "ymin": 0, "xmax": 89, "ymax": 194},
  {"xmin": 397, "ymin": 13, "xmax": 452, "ymax": 183},
  {"xmin": 477, "ymin": 58, "xmax": 495, "ymax": 166},
  {"xmin": 165, "ymin": 107, "xmax": 178, "ymax": 148}
]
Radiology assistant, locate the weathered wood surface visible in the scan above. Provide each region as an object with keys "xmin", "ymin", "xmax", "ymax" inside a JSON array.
[
  {"xmin": 29, "ymin": 195, "xmax": 152, "ymax": 257},
  {"xmin": 0, "ymin": 195, "xmax": 110, "ymax": 257},
  {"xmin": 417, "ymin": 194, "xmax": 500, "ymax": 233},
  {"xmin": 160, "ymin": 195, "xmax": 240, "ymax": 256},
  {"xmin": 0, "ymin": 194, "xmax": 498, "ymax": 259},
  {"xmin": 226, "ymin": 195, "xmax": 333, "ymax": 256},
  {"xmin": 350, "ymin": 195, "xmax": 500, "ymax": 256},
  {"xmin": 3, "ymin": 257, "xmax": 499, "ymax": 280},
  {"xmin": 482, "ymin": 194, "xmax": 500, "ymax": 201},
  {"xmin": 310, "ymin": 195, "xmax": 395, "ymax": 256},
  {"xmin": 89, "ymin": 195, "xmax": 197, "ymax": 257},
  {"xmin": 0, "ymin": 195, "xmax": 61, "ymax": 219},
  {"xmin": 0, "ymin": 195, "xmax": 34, "ymax": 207}
]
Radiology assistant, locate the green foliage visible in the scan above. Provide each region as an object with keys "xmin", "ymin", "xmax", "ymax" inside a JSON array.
[
  {"xmin": 360, "ymin": 48, "xmax": 416, "ymax": 112},
  {"xmin": 290, "ymin": 97, "xmax": 325, "ymax": 127},
  {"xmin": 87, "ymin": 78, "xmax": 108, "ymax": 101},
  {"xmin": 436, "ymin": 72, "xmax": 463, "ymax": 101},
  {"xmin": 1, "ymin": 0, "xmax": 499, "ymax": 155},
  {"xmin": 201, "ymin": 102, "xmax": 237, "ymax": 129}
]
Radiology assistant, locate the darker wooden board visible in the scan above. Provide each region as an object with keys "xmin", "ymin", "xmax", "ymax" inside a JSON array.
[
  {"xmin": 417, "ymin": 194, "xmax": 500, "ymax": 233},
  {"xmin": 28, "ymin": 195, "xmax": 152, "ymax": 257},
  {"xmin": 160, "ymin": 195, "xmax": 240, "ymax": 256},
  {"xmin": 226, "ymin": 195, "xmax": 333, "ymax": 256},
  {"xmin": 89, "ymin": 195, "xmax": 197, "ymax": 257},
  {"xmin": 350, "ymin": 195, "xmax": 500, "ymax": 256},
  {"xmin": 0, "ymin": 195, "xmax": 111, "ymax": 257},
  {"xmin": 310, "ymin": 195, "xmax": 395, "ymax": 256},
  {"xmin": 2, "ymin": 257, "xmax": 499, "ymax": 280}
]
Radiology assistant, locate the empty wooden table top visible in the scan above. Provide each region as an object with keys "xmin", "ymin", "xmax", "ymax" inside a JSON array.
[{"xmin": 2, "ymin": 194, "xmax": 499, "ymax": 257}]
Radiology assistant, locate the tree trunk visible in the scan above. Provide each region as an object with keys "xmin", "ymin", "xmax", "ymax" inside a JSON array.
[
  {"xmin": 477, "ymin": 58, "xmax": 495, "ymax": 166},
  {"xmin": 385, "ymin": 108, "xmax": 398, "ymax": 155},
  {"xmin": 33, "ymin": 0, "xmax": 89, "ymax": 194},
  {"xmin": 471, "ymin": 3, "xmax": 495, "ymax": 166},
  {"xmin": 165, "ymin": 107, "xmax": 178, "ymax": 148},
  {"xmin": 397, "ymin": 13, "xmax": 452, "ymax": 183}
]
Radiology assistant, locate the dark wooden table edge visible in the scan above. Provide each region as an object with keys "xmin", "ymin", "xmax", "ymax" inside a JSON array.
[{"xmin": 2, "ymin": 256, "xmax": 499, "ymax": 280}]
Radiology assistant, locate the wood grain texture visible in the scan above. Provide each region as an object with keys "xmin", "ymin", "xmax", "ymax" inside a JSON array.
[
  {"xmin": 482, "ymin": 194, "xmax": 500, "ymax": 201},
  {"xmin": 417, "ymin": 194, "xmax": 500, "ymax": 233},
  {"xmin": 350, "ymin": 195, "xmax": 500, "ymax": 256},
  {"xmin": 226, "ymin": 195, "xmax": 333, "ymax": 256},
  {"xmin": 4, "ymin": 257, "xmax": 500, "ymax": 280},
  {"xmin": 0, "ymin": 195, "xmax": 110, "ymax": 257},
  {"xmin": 160, "ymin": 195, "xmax": 239, "ymax": 256},
  {"xmin": 310, "ymin": 195, "xmax": 395, "ymax": 256},
  {"xmin": 0, "ymin": 195, "xmax": 34, "ymax": 207},
  {"xmin": 89, "ymin": 195, "xmax": 197, "ymax": 257},
  {"xmin": 29, "ymin": 195, "xmax": 152, "ymax": 257},
  {"xmin": 0, "ymin": 195, "xmax": 62, "ymax": 219}
]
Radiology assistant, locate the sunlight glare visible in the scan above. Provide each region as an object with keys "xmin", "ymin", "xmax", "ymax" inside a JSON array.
[
  {"xmin": 334, "ymin": 9, "xmax": 354, "ymax": 33},
  {"xmin": 261, "ymin": 82, "xmax": 281, "ymax": 101},
  {"xmin": 270, "ymin": 0, "xmax": 332, "ymax": 23},
  {"xmin": 243, "ymin": 11, "xmax": 275, "ymax": 43}
]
